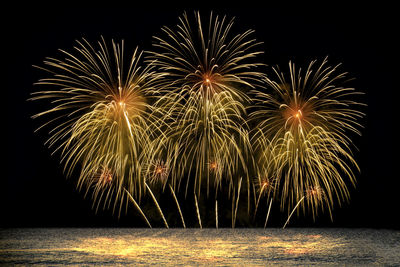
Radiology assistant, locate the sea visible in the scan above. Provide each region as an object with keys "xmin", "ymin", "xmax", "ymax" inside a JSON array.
[{"xmin": 0, "ymin": 228, "xmax": 399, "ymax": 266}]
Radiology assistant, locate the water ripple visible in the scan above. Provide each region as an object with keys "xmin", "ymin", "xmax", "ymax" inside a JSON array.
[{"xmin": 1, "ymin": 228, "xmax": 399, "ymax": 266}]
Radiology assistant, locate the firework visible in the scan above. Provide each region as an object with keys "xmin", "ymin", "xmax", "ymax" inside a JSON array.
[
  {"xmin": 143, "ymin": 156, "xmax": 187, "ymax": 227},
  {"xmin": 283, "ymin": 186, "xmax": 325, "ymax": 229},
  {"xmin": 264, "ymin": 200, "xmax": 273, "ymax": 228},
  {"xmin": 232, "ymin": 177, "xmax": 242, "ymax": 228},
  {"xmin": 250, "ymin": 57, "xmax": 365, "ymax": 220},
  {"xmin": 144, "ymin": 158, "xmax": 170, "ymax": 188},
  {"xmin": 253, "ymin": 175, "xmax": 277, "ymax": 228},
  {"xmin": 169, "ymin": 184, "xmax": 186, "ymax": 228},
  {"xmin": 254, "ymin": 175, "xmax": 277, "ymax": 216},
  {"xmin": 147, "ymin": 11, "xmax": 264, "ymax": 200},
  {"xmin": 29, "ymin": 13, "xmax": 365, "ymax": 228},
  {"xmin": 215, "ymin": 200, "xmax": 219, "ymax": 229},
  {"xmin": 124, "ymin": 188, "xmax": 152, "ymax": 228},
  {"xmin": 145, "ymin": 183, "xmax": 169, "ymax": 228},
  {"xmin": 194, "ymin": 193, "xmax": 202, "ymax": 228},
  {"xmin": 30, "ymin": 37, "xmax": 161, "ymax": 214}
]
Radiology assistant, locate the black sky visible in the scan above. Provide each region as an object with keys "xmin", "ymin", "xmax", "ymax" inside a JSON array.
[{"xmin": 3, "ymin": 4, "xmax": 399, "ymax": 229}]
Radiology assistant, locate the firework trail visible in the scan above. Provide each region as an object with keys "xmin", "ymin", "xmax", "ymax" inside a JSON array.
[
  {"xmin": 143, "ymin": 156, "xmax": 187, "ymax": 227},
  {"xmin": 194, "ymin": 193, "xmax": 202, "ymax": 228},
  {"xmin": 169, "ymin": 184, "xmax": 186, "ymax": 228},
  {"xmin": 254, "ymin": 176, "xmax": 277, "ymax": 217},
  {"xmin": 253, "ymin": 176, "xmax": 276, "ymax": 228},
  {"xmin": 215, "ymin": 200, "xmax": 219, "ymax": 229},
  {"xmin": 145, "ymin": 182, "xmax": 169, "ymax": 228},
  {"xmin": 147, "ymin": 11, "xmax": 265, "ymax": 200},
  {"xmin": 264, "ymin": 200, "xmax": 273, "ymax": 228},
  {"xmin": 232, "ymin": 177, "xmax": 242, "ymax": 228},
  {"xmin": 282, "ymin": 186, "xmax": 325, "ymax": 229},
  {"xmin": 30, "ymin": 37, "xmax": 161, "ymax": 215},
  {"xmin": 250, "ymin": 58, "xmax": 365, "ymax": 220},
  {"xmin": 124, "ymin": 188, "xmax": 152, "ymax": 228},
  {"xmin": 143, "ymin": 158, "xmax": 170, "ymax": 189},
  {"xmin": 143, "ymin": 156, "xmax": 189, "ymax": 228}
]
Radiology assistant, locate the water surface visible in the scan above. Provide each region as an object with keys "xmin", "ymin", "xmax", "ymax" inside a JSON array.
[{"xmin": 1, "ymin": 228, "xmax": 399, "ymax": 266}]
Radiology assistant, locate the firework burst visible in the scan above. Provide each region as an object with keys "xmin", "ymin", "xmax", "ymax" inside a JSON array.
[
  {"xmin": 250, "ymin": 57, "xmax": 365, "ymax": 219},
  {"xmin": 254, "ymin": 175, "xmax": 277, "ymax": 213},
  {"xmin": 143, "ymin": 158, "xmax": 170, "ymax": 188},
  {"xmin": 28, "ymin": 12, "xmax": 366, "ymax": 228},
  {"xmin": 30, "ymin": 37, "xmax": 161, "ymax": 214},
  {"xmin": 147, "ymin": 11, "xmax": 265, "ymax": 198},
  {"xmin": 283, "ymin": 186, "xmax": 326, "ymax": 228}
]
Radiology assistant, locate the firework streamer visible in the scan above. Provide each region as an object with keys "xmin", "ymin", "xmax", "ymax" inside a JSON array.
[
  {"xmin": 254, "ymin": 187, "xmax": 264, "ymax": 217},
  {"xmin": 253, "ymin": 176, "xmax": 277, "ymax": 218},
  {"xmin": 30, "ymin": 37, "xmax": 162, "ymax": 214},
  {"xmin": 264, "ymin": 200, "xmax": 273, "ymax": 228},
  {"xmin": 282, "ymin": 196, "xmax": 305, "ymax": 229},
  {"xmin": 283, "ymin": 186, "xmax": 325, "ymax": 228},
  {"xmin": 144, "ymin": 157, "xmax": 186, "ymax": 227},
  {"xmin": 194, "ymin": 193, "xmax": 202, "ymax": 229},
  {"xmin": 252, "ymin": 184, "xmax": 257, "ymax": 212},
  {"xmin": 169, "ymin": 184, "xmax": 186, "ymax": 228},
  {"xmin": 250, "ymin": 57, "xmax": 365, "ymax": 220},
  {"xmin": 147, "ymin": 11, "xmax": 264, "ymax": 208},
  {"xmin": 215, "ymin": 200, "xmax": 219, "ymax": 229},
  {"xmin": 124, "ymin": 188, "xmax": 152, "ymax": 228},
  {"xmin": 232, "ymin": 177, "xmax": 242, "ymax": 228},
  {"xmin": 143, "ymin": 158, "xmax": 171, "ymax": 190},
  {"xmin": 145, "ymin": 183, "xmax": 169, "ymax": 228},
  {"xmin": 231, "ymin": 189, "xmax": 235, "ymax": 227},
  {"xmin": 253, "ymin": 174, "xmax": 277, "ymax": 227}
]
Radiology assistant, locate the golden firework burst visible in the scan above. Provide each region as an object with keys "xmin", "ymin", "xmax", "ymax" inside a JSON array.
[
  {"xmin": 250, "ymin": 57, "xmax": 365, "ymax": 219},
  {"xmin": 30, "ymin": 37, "xmax": 162, "ymax": 214},
  {"xmin": 144, "ymin": 159, "xmax": 170, "ymax": 187},
  {"xmin": 147, "ymin": 11, "xmax": 265, "ymax": 198}
]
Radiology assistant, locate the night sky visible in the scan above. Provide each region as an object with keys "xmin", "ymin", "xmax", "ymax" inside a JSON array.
[{"xmin": 3, "ymin": 4, "xmax": 398, "ymax": 229}]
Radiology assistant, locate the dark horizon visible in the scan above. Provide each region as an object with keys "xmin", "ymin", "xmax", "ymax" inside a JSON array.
[{"xmin": 3, "ymin": 5, "xmax": 398, "ymax": 229}]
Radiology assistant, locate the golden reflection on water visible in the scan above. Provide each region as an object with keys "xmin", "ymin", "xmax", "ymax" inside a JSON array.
[
  {"xmin": 3, "ymin": 229, "xmax": 398, "ymax": 265},
  {"xmin": 74, "ymin": 236, "xmax": 240, "ymax": 263},
  {"xmin": 256, "ymin": 233, "xmax": 338, "ymax": 256},
  {"xmin": 72, "ymin": 232, "xmax": 344, "ymax": 263}
]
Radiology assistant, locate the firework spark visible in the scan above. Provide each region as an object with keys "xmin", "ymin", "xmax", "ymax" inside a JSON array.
[
  {"xmin": 194, "ymin": 193, "xmax": 202, "ymax": 229},
  {"xmin": 253, "ymin": 175, "xmax": 277, "ymax": 228},
  {"xmin": 254, "ymin": 176, "xmax": 277, "ymax": 215},
  {"xmin": 30, "ymin": 37, "xmax": 161, "ymax": 214},
  {"xmin": 145, "ymin": 182, "xmax": 169, "ymax": 228},
  {"xmin": 147, "ymin": 11, "xmax": 264, "ymax": 200},
  {"xmin": 215, "ymin": 200, "xmax": 219, "ymax": 229},
  {"xmin": 124, "ymin": 188, "xmax": 152, "ymax": 228},
  {"xmin": 232, "ymin": 177, "xmax": 242, "ymax": 228},
  {"xmin": 169, "ymin": 184, "xmax": 186, "ymax": 228},
  {"xmin": 250, "ymin": 57, "xmax": 365, "ymax": 220},
  {"xmin": 29, "ymin": 13, "xmax": 365, "ymax": 228},
  {"xmin": 144, "ymin": 159, "xmax": 170, "ymax": 188},
  {"xmin": 283, "ymin": 186, "xmax": 325, "ymax": 229}
]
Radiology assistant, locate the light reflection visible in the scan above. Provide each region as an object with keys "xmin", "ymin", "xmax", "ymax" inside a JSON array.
[
  {"xmin": 72, "ymin": 232, "xmax": 344, "ymax": 262},
  {"xmin": 2, "ymin": 229, "xmax": 398, "ymax": 266},
  {"xmin": 258, "ymin": 233, "xmax": 343, "ymax": 256},
  {"xmin": 73, "ymin": 236, "xmax": 241, "ymax": 262}
]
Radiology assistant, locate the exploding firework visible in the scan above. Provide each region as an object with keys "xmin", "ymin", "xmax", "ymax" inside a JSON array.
[
  {"xmin": 147, "ymin": 11, "xmax": 265, "ymax": 198},
  {"xmin": 30, "ymin": 37, "xmax": 161, "ymax": 214},
  {"xmin": 29, "ymin": 12, "xmax": 366, "ymax": 228},
  {"xmin": 250, "ymin": 57, "xmax": 365, "ymax": 220},
  {"xmin": 254, "ymin": 175, "xmax": 277, "ymax": 214},
  {"xmin": 253, "ymin": 174, "xmax": 278, "ymax": 228},
  {"xmin": 144, "ymin": 158, "xmax": 170, "ymax": 187},
  {"xmin": 283, "ymin": 186, "xmax": 326, "ymax": 228}
]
